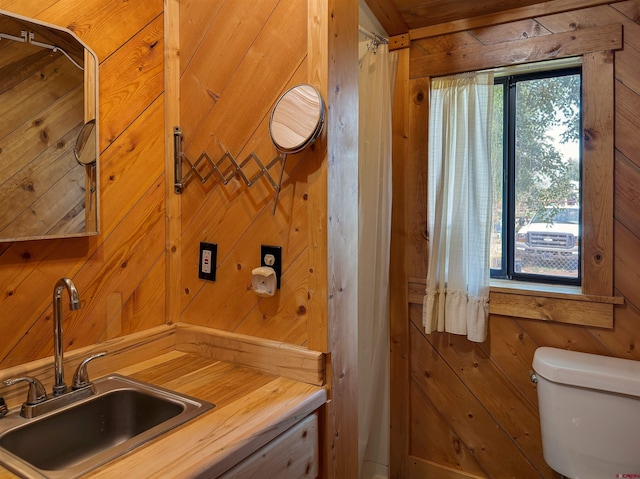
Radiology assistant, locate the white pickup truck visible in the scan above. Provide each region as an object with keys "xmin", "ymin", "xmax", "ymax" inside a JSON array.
[{"xmin": 515, "ymin": 206, "xmax": 579, "ymax": 270}]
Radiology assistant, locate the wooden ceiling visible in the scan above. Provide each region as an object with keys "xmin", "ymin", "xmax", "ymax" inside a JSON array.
[{"xmin": 363, "ymin": 0, "xmax": 602, "ymax": 36}]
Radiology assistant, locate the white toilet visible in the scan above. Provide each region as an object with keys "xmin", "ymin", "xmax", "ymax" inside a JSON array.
[{"xmin": 533, "ymin": 347, "xmax": 640, "ymax": 478}]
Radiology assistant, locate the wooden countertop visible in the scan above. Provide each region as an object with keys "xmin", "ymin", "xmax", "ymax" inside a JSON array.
[{"xmin": 0, "ymin": 349, "xmax": 326, "ymax": 478}]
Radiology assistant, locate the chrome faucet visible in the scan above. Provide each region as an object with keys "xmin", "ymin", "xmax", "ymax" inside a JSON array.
[
  {"xmin": 52, "ymin": 277, "xmax": 81, "ymax": 396},
  {"xmin": 1, "ymin": 278, "xmax": 107, "ymax": 419}
]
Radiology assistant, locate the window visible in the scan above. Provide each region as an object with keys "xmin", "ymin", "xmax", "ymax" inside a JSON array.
[{"xmin": 490, "ymin": 66, "xmax": 582, "ymax": 285}]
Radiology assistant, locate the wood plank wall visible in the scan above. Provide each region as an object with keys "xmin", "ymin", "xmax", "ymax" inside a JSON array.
[
  {"xmin": 0, "ymin": 0, "xmax": 166, "ymax": 368},
  {"xmin": 177, "ymin": 1, "xmax": 326, "ymax": 349},
  {"xmin": 392, "ymin": 1, "xmax": 640, "ymax": 478}
]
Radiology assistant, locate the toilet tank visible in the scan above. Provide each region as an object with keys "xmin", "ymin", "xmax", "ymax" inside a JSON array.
[{"xmin": 533, "ymin": 347, "xmax": 640, "ymax": 479}]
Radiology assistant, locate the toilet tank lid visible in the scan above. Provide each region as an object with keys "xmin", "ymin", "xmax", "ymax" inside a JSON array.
[{"xmin": 533, "ymin": 347, "xmax": 640, "ymax": 397}]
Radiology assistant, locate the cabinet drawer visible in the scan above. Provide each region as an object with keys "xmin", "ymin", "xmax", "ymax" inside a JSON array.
[{"xmin": 218, "ymin": 413, "xmax": 318, "ymax": 478}]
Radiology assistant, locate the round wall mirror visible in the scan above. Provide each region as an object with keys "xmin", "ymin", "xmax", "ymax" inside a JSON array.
[
  {"xmin": 268, "ymin": 84, "xmax": 325, "ymax": 214},
  {"xmin": 269, "ymin": 84, "xmax": 325, "ymax": 153}
]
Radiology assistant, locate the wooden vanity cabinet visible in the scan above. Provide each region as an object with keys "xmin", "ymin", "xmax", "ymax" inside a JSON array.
[{"xmin": 217, "ymin": 413, "xmax": 319, "ymax": 478}]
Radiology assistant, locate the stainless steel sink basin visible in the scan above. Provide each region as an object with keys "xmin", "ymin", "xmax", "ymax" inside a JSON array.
[{"xmin": 0, "ymin": 374, "xmax": 215, "ymax": 478}]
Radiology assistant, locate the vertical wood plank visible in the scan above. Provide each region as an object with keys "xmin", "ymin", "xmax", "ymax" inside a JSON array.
[
  {"xmin": 307, "ymin": 0, "xmax": 329, "ymax": 354},
  {"xmin": 390, "ymin": 46, "xmax": 411, "ymax": 479},
  {"xmin": 326, "ymin": 0, "xmax": 359, "ymax": 476},
  {"xmin": 165, "ymin": 0, "xmax": 180, "ymax": 325},
  {"xmin": 582, "ymin": 50, "xmax": 614, "ymax": 296},
  {"xmin": 406, "ymin": 77, "xmax": 429, "ymax": 279}
]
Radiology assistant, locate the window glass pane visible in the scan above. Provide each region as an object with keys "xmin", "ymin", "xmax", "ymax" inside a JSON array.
[
  {"xmin": 513, "ymin": 74, "xmax": 581, "ymax": 279},
  {"xmin": 490, "ymin": 84, "xmax": 504, "ymax": 272}
]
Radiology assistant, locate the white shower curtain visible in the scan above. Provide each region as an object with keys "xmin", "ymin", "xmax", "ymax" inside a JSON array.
[{"xmin": 358, "ymin": 42, "xmax": 398, "ymax": 478}]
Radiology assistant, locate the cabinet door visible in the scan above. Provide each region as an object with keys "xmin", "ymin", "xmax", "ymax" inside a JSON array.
[{"xmin": 218, "ymin": 413, "xmax": 318, "ymax": 478}]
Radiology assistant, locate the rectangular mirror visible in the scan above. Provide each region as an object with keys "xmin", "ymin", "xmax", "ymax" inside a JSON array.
[{"xmin": 0, "ymin": 10, "xmax": 99, "ymax": 242}]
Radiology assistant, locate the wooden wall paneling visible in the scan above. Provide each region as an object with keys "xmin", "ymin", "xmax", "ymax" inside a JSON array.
[
  {"xmin": 481, "ymin": 315, "xmax": 540, "ymax": 407},
  {"xmin": 38, "ymin": 0, "xmax": 164, "ymax": 62},
  {"xmin": 103, "ymin": 252, "xmax": 166, "ymax": 340},
  {"xmin": 410, "ymin": 380, "xmax": 487, "ymax": 476},
  {"xmin": 614, "ymin": 151, "xmax": 640, "ymax": 239},
  {"xmin": 410, "ymin": 23, "xmax": 622, "ymax": 78},
  {"xmin": 587, "ymin": 295, "xmax": 640, "ymax": 360},
  {"xmin": 99, "ymin": 95, "xmax": 165, "ymax": 234},
  {"xmin": 536, "ymin": 4, "xmax": 640, "ymax": 92},
  {"xmin": 470, "ymin": 18, "xmax": 552, "ymax": 44},
  {"xmin": 410, "ymin": 32, "xmax": 480, "ymax": 58},
  {"xmin": 614, "ymin": 219, "xmax": 640, "ymax": 309},
  {"xmin": 179, "ymin": 0, "xmax": 307, "ymax": 228},
  {"xmin": 306, "ymin": 0, "xmax": 329, "ymax": 355},
  {"xmin": 581, "ymin": 50, "xmax": 615, "ymax": 296},
  {"xmin": 409, "ymin": 319, "xmax": 543, "ymax": 477},
  {"xmin": 0, "ymin": 235, "xmax": 90, "ymax": 365},
  {"xmin": 612, "ymin": 0, "xmax": 640, "ymax": 16},
  {"xmin": 178, "ymin": 62, "xmax": 308, "ymax": 315},
  {"xmin": 396, "ymin": 4, "xmax": 640, "ymax": 476},
  {"xmin": 165, "ymin": 0, "xmax": 181, "ymax": 326},
  {"xmin": 178, "ymin": 0, "xmax": 224, "ymax": 77},
  {"xmin": 534, "ymin": 4, "xmax": 627, "ymax": 32},
  {"xmin": 325, "ymin": 0, "xmax": 359, "ymax": 475},
  {"xmin": 406, "ymin": 77, "xmax": 429, "ymax": 279},
  {"xmin": 616, "ymin": 82, "xmax": 640, "ymax": 170},
  {"xmin": 181, "ymin": 165, "xmax": 310, "ymax": 334},
  {"xmin": 0, "ymin": 1, "xmax": 56, "ymax": 18},
  {"xmin": 410, "ymin": 310, "xmax": 555, "ymax": 477},
  {"xmin": 233, "ymin": 246, "xmax": 310, "ymax": 345},
  {"xmin": 515, "ymin": 315, "xmax": 612, "ymax": 355},
  {"xmin": 390, "ymin": 47, "xmax": 411, "ymax": 479},
  {"xmin": 98, "ymin": 14, "xmax": 164, "ymax": 150},
  {"xmin": 178, "ymin": 175, "xmax": 261, "ymax": 311},
  {"xmin": 179, "ymin": 0, "xmax": 278, "ymax": 139},
  {"xmin": 0, "ymin": 0, "xmax": 166, "ymax": 368},
  {"xmin": 4, "ymin": 175, "xmax": 166, "ymax": 366},
  {"xmin": 407, "ymin": 0, "xmax": 624, "ymax": 41}
]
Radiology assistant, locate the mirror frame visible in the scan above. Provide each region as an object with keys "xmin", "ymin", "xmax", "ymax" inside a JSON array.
[
  {"xmin": 0, "ymin": 9, "xmax": 99, "ymax": 242},
  {"xmin": 269, "ymin": 84, "xmax": 325, "ymax": 154}
]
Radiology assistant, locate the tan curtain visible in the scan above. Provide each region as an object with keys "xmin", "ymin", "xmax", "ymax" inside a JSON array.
[
  {"xmin": 423, "ymin": 72, "xmax": 493, "ymax": 343},
  {"xmin": 358, "ymin": 42, "xmax": 397, "ymax": 478}
]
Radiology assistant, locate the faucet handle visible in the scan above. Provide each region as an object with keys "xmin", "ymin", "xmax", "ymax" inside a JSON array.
[
  {"xmin": 3, "ymin": 377, "xmax": 48, "ymax": 405},
  {"xmin": 72, "ymin": 351, "xmax": 107, "ymax": 390}
]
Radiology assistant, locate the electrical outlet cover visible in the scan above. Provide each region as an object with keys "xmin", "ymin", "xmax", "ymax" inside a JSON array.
[{"xmin": 199, "ymin": 242, "xmax": 217, "ymax": 281}]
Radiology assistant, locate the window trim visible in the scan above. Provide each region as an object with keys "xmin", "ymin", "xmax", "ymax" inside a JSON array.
[
  {"xmin": 413, "ymin": 24, "xmax": 624, "ymax": 328},
  {"xmin": 491, "ymin": 66, "xmax": 583, "ymax": 286}
]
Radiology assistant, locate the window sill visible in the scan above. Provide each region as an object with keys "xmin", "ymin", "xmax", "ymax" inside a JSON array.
[
  {"xmin": 407, "ymin": 277, "xmax": 623, "ymax": 329},
  {"xmin": 489, "ymin": 279, "xmax": 623, "ymax": 329}
]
